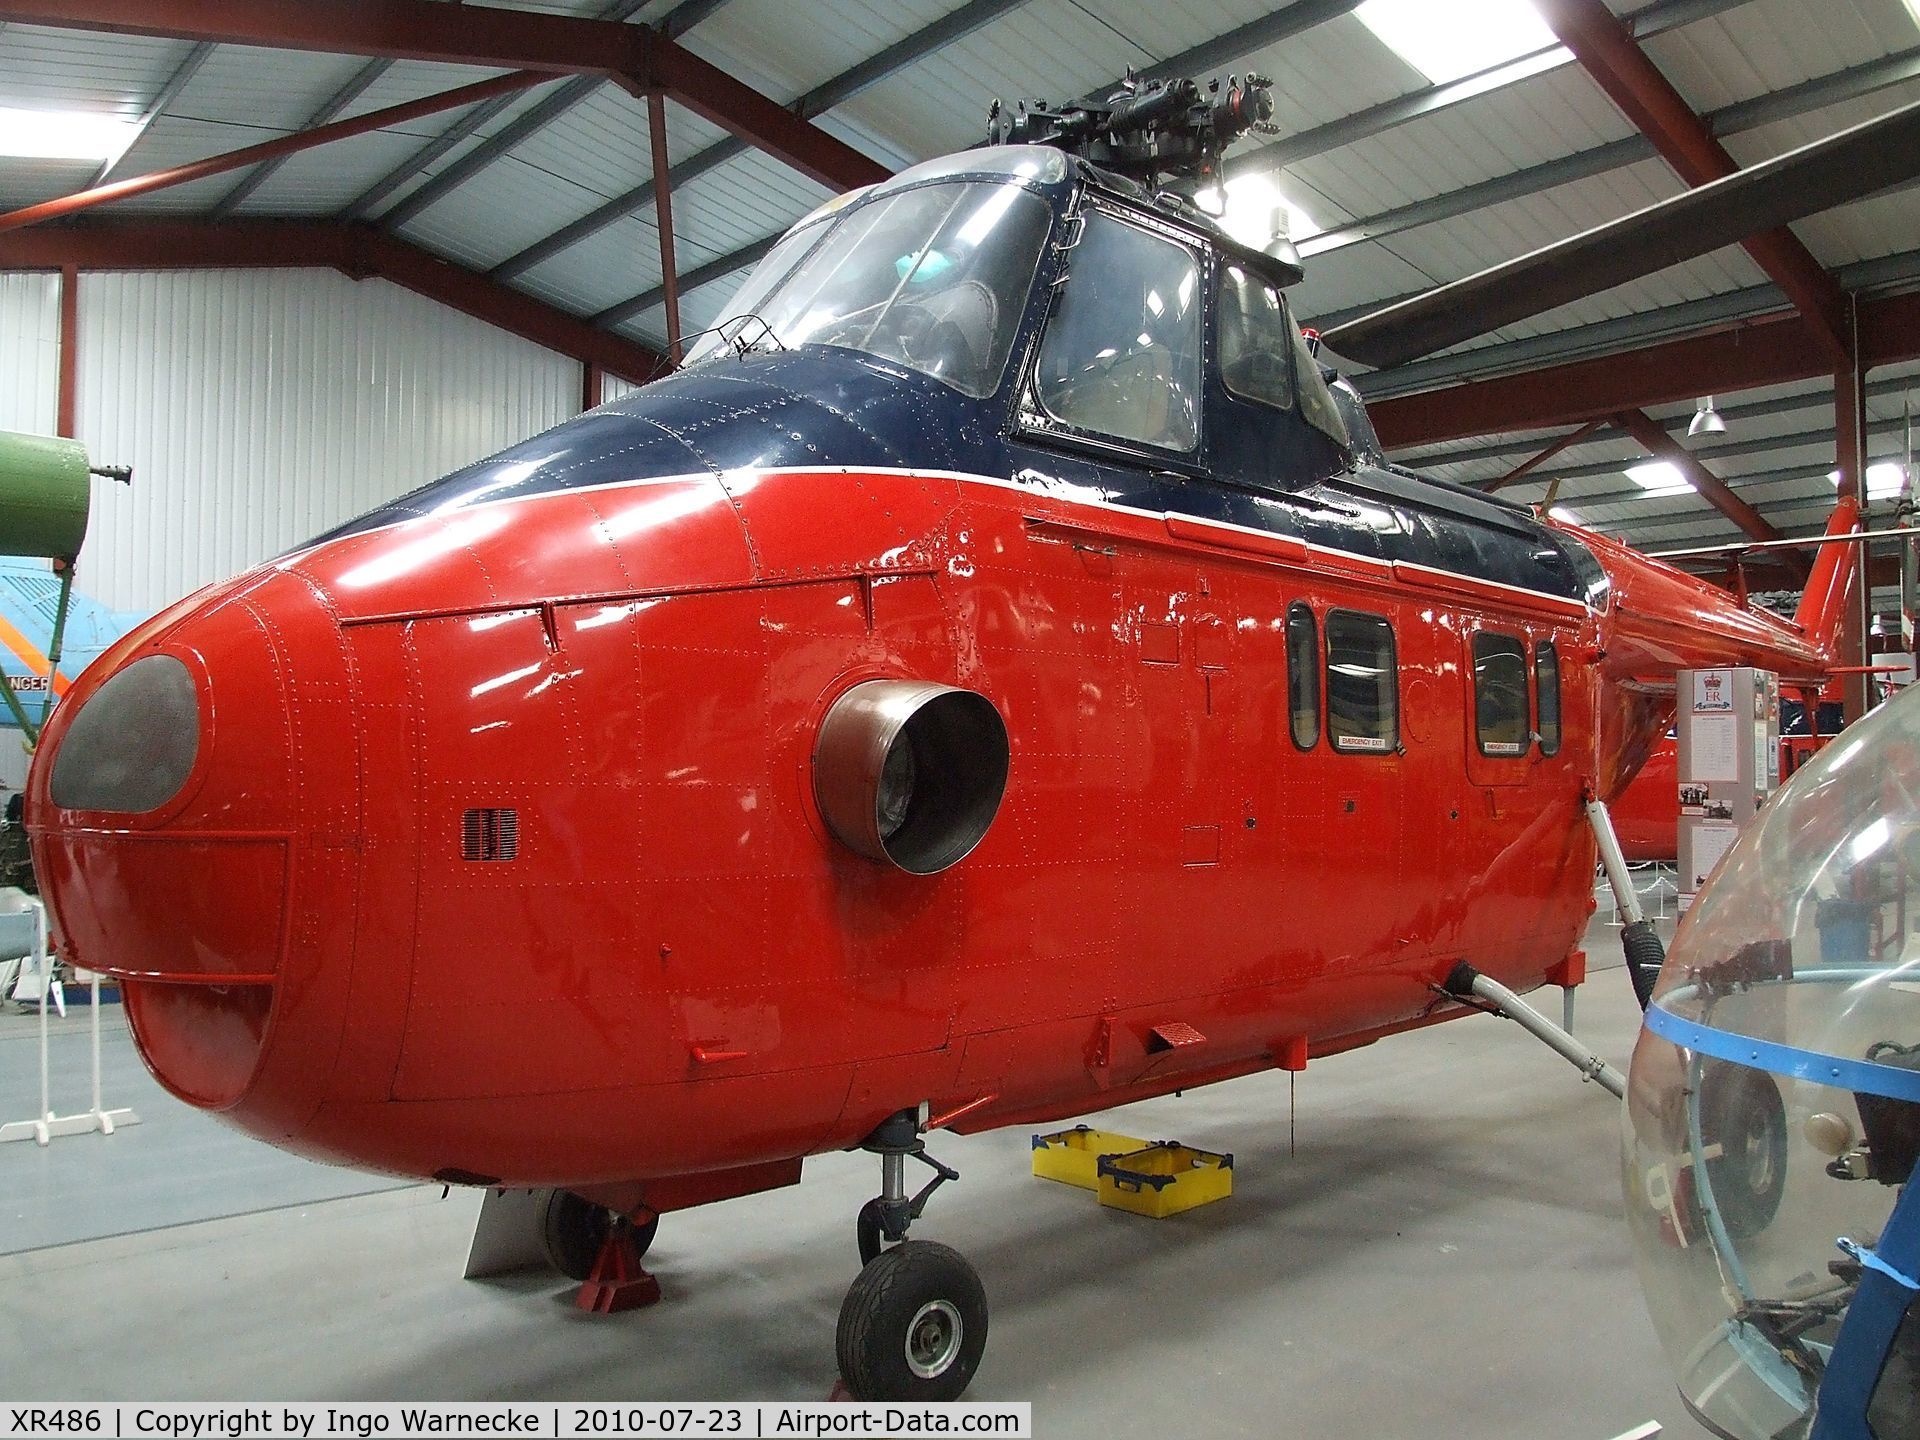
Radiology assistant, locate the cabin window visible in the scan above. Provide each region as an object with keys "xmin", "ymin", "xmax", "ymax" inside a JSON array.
[
  {"xmin": 1032, "ymin": 211, "xmax": 1202, "ymax": 452},
  {"xmin": 1286, "ymin": 602, "xmax": 1319, "ymax": 749},
  {"xmin": 1325, "ymin": 610, "xmax": 1397, "ymax": 753},
  {"xmin": 1472, "ymin": 632, "xmax": 1530, "ymax": 757},
  {"xmin": 1535, "ymin": 640, "xmax": 1562, "ymax": 757},
  {"xmin": 1219, "ymin": 265, "xmax": 1295, "ymax": 411}
]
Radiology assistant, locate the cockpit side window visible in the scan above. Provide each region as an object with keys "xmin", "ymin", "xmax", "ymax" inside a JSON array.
[
  {"xmin": 1031, "ymin": 210, "xmax": 1202, "ymax": 453},
  {"xmin": 1219, "ymin": 265, "xmax": 1295, "ymax": 411}
]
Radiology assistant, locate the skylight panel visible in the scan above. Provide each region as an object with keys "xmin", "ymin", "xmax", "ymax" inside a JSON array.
[
  {"xmin": 1627, "ymin": 461, "xmax": 1694, "ymax": 499},
  {"xmin": 1830, "ymin": 461, "xmax": 1908, "ymax": 501},
  {"xmin": 0, "ymin": 107, "xmax": 139, "ymax": 162},
  {"xmin": 1354, "ymin": 0, "xmax": 1561, "ymax": 86}
]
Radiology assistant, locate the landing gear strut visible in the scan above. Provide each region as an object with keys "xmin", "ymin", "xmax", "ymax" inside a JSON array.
[{"xmin": 837, "ymin": 1110, "xmax": 986, "ymax": 1401}]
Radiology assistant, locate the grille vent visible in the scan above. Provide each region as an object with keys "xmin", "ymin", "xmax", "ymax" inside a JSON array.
[{"xmin": 461, "ymin": 807, "xmax": 519, "ymax": 861}]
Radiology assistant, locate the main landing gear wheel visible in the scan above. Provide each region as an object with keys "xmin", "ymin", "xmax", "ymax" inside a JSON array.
[
  {"xmin": 538, "ymin": 1190, "xmax": 657, "ymax": 1282},
  {"xmin": 836, "ymin": 1241, "xmax": 988, "ymax": 1401},
  {"xmin": 1698, "ymin": 1062, "xmax": 1789, "ymax": 1239}
]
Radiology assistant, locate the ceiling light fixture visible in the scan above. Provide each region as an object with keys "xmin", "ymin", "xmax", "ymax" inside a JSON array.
[
  {"xmin": 1687, "ymin": 396, "xmax": 1727, "ymax": 438},
  {"xmin": 1353, "ymin": 0, "xmax": 1560, "ymax": 85}
]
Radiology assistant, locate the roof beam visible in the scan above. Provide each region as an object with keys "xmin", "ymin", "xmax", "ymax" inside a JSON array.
[
  {"xmin": 1367, "ymin": 288, "xmax": 1920, "ymax": 450},
  {"xmin": 1612, "ymin": 406, "xmax": 1780, "ymax": 542},
  {"xmin": 1487, "ymin": 420, "xmax": 1607, "ymax": 492},
  {"xmin": 489, "ymin": 0, "xmax": 1037, "ymax": 281},
  {"xmin": 0, "ymin": 0, "xmax": 886, "ymax": 194},
  {"xmin": 89, "ymin": 39, "xmax": 214, "ymax": 187},
  {"xmin": 1301, "ymin": 45, "xmax": 1920, "ymax": 273},
  {"xmin": 0, "ymin": 0, "xmax": 642, "ymax": 72},
  {"xmin": 0, "ymin": 218, "xmax": 662, "ymax": 380},
  {"xmin": 1228, "ymin": 0, "xmax": 1742, "ymax": 183},
  {"xmin": 0, "ymin": 71, "xmax": 551, "ymax": 233},
  {"xmin": 210, "ymin": 57, "xmax": 392, "ymax": 219},
  {"xmin": 1536, "ymin": 0, "xmax": 1851, "ymax": 362},
  {"xmin": 582, "ymin": 0, "xmax": 1758, "ymax": 343},
  {"xmin": 502, "ymin": 0, "xmax": 1362, "ymax": 287},
  {"xmin": 353, "ymin": 0, "xmax": 660, "ymax": 226}
]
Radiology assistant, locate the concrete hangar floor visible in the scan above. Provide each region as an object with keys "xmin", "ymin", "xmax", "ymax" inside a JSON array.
[{"xmin": 3, "ymin": 905, "xmax": 1685, "ymax": 1439}]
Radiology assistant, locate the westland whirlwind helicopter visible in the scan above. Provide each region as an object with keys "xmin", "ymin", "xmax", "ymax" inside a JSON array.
[{"xmin": 24, "ymin": 69, "xmax": 1914, "ymax": 1401}]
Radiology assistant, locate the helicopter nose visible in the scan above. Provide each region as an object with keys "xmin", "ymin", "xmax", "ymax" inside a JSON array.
[{"xmin": 28, "ymin": 574, "xmax": 314, "ymax": 1111}]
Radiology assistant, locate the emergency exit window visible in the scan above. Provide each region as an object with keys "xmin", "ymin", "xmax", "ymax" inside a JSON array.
[
  {"xmin": 1473, "ymin": 632, "xmax": 1529, "ymax": 757},
  {"xmin": 1326, "ymin": 610, "xmax": 1397, "ymax": 753}
]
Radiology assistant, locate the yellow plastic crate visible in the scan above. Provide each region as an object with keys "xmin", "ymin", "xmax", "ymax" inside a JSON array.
[
  {"xmin": 1096, "ymin": 1142, "xmax": 1234, "ymax": 1218},
  {"xmin": 1030, "ymin": 1126, "xmax": 1148, "ymax": 1190}
]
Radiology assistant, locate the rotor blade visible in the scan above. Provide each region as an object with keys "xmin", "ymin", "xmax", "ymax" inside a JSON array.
[{"xmin": 1320, "ymin": 94, "xmax": 1920, "ymax": 370}]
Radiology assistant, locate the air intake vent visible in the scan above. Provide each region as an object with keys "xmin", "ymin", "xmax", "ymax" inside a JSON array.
[{"xmin": 461, "ymin": 808, "xmax": 518, "ymax": 861}]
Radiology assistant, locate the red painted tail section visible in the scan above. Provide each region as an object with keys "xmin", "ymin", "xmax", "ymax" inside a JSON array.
[{"xmin": 1791, "ymin": 494, "xmax": 1864, "ymax": 665}]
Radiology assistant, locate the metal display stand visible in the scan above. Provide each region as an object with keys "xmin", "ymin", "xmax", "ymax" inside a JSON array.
[{"xmin": 0, "ymin": 897, "xmax": 140, "ymax": 1146}]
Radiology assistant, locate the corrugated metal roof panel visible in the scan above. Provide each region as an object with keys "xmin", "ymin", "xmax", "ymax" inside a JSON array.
[
  {"xmin": 241, "ymin": 75, "xmax": 567, "ymax": 215},
  {"xmin": 0, "ymin": 23, "xmax": 181, "ymax": 113},
  {"xmin": 396, "ymin": 150, "xmax": 638, "ymax": 270},
  {"xmin": 686, "ymin": 0, "xmax": 958, "ymax": 111},
  {"xmin": 1644, "ymin": 0, "xmax": 1917, "ymax": 115},
  {"xmin": 514, "ymin": 215, "xmax": 666, "ymax": 318},
  {"xmin": 160, "ymin": 44, "xmax": 363, "ymax": 133}
]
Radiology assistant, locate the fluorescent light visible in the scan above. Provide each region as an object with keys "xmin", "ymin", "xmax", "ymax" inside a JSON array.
[
  {"xmin": 1829, "ymin": 462, "xmax": 1907, "ymax": 501},
  {"xmin": 0, "ymin": 106, "xmax": 140, "ymax": 162},
  {"xmin": 1210, "ymin": 172, "xmax": 1320, "ymax": 250},
  {"xmin": 1355, "ymin": 0, "xmax": 1560, "ymax": 85},
  {"xmin": 1628, "ymin": 461, "xmax": 1694, "ymax": 498}
]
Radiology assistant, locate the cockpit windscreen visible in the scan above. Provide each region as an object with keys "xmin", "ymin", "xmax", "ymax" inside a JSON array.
[{"xmin": 685, "ymin": 180, "xmax": 1053, "ymax": 399}]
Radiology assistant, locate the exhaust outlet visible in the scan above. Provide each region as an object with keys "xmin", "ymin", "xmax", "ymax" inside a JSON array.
[{"xmin": 813, "ymin": 680, "xmax": 1010, "ymax": 875}]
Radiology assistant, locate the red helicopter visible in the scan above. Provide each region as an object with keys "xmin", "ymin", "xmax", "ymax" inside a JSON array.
[{"xmin": 23, "ymin": 74, "xmax": 1888, "ymax": 1400}]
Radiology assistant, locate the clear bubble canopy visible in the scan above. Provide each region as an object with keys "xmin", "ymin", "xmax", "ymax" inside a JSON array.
[{"xmin": 1625, "ymin": 685, "xmax": 1920, "ymax": 1440}]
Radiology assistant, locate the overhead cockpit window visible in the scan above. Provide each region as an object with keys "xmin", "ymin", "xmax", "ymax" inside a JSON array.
[
  {"xmin": 1535, "ymin": 640, "xmax": 1561, "ymax": 757},
  {"xmin": 685, "ymin": 180, "xmax": 1052, "ymax": 398},
  {"xmin": 1219, "ymin": 265, "xmax": 1295, "ymax": 411},
  {"xmin": 1472, "ymin": 632, "xmax": 1530, "ymax": 757},
  {"xmin": 1325, "ymin": 610, "xmax": 1398, "ymax": 753},
  {"xmin": 1286, "ymin": 602, "xmax": 1319, "ymax": 749},
  {"xmin": 1032, "ymin": 211, "xmax": 1202, "ymax": 452}
]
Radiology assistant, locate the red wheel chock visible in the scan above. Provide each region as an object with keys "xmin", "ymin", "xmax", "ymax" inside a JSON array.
[{"xmin": 574, "ymin": 1217, "xmax": 662, "ymax": 1314}]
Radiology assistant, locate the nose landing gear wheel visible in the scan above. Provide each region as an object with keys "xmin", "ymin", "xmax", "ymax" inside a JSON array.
[
  {"xmin": 1698, "ymin": 1063, "xmax": 1788, "ymax": 1239},
  {"xmin": 538, "ymin": 1189, "xmax": 658, "ymax": 1282},
  {"xmin": 836, "ymin": 1241, "xmax": 988, "ymax": 1401}
]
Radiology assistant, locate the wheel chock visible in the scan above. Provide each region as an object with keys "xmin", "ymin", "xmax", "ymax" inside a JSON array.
[{"xmin": 574, "ymin": 1218, "xmax": 662, "ymax": 1314}]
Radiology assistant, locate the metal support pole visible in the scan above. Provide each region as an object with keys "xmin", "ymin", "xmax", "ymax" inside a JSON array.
[
  {"xmin": 39, "ymin": 561, "xmax": 74, "ymax": 734},
  {"xmin": 1587, "ymin": 794, "xmax": 1665, "ymax": 1007},
  {"xmin": 1837, "ymin": 320, "xmax": 1872, "ymax": 721},
  {"xmin": 56, "ymin": 263, "xmax": 77, "ymax": 437},
  {"xmin": 1587, "ymin": 796, "xmax": 1645, "ymax": 926},
  {"xmin": 647, "ymin": 91, "xmax": 683, "ymax": 366}
]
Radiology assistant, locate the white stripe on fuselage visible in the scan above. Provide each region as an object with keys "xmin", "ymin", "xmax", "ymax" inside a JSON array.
[{"xmin": 281, "ymin": 463, "xmax": 1597, "ymax": 619}]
